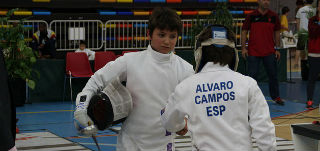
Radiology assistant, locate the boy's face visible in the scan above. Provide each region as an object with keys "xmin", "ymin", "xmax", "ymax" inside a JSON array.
[
  {"xmin": 258, "ymin": 0, "xmax": 270, "ymax": 10},
  {"xmin": 148, "ymin": 28, "xmax": 178, "ymax": 54},
  {"xmin": 80, "ymin": 44, "xmax": 86, "ymax": 50}
]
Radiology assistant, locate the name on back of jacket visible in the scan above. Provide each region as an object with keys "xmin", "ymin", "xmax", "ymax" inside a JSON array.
[{"xmin": 194, "ymin": 81, "xmax": 235, "ymax": 117}]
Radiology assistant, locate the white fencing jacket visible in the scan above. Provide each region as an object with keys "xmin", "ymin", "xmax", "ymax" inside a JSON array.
[
  {"xmin": 161, "ymin": 63, "xmax": 276, "ymax": 151},
  {"xmin": 82, "ymin": 45, "xmax": 194, "ymax": 150}
]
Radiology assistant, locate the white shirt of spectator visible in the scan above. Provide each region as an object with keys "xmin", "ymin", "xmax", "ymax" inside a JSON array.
[
  {"xmin": 75, "ymin": 48, "xmax": 95, "ymax": 60},
  {"xmin": 296, "ymin": 5, "xmax": 316, "ymax": 31}
]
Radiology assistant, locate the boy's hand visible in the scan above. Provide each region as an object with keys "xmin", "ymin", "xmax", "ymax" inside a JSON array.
[
  {"xmin": 241, "ymin": 48, "xmax": 248, "ymax": 59},
  {"xmin": 74, "ymin": 110, "xmax": 97, "ymax": 136},
  {"xmin": 176, "ymin": 118, "xmax": 188, "ymax": 136},
  {"xmin": 74, "ymin": 92, "xmax": 97, "ymax": 136},
  {"xmin": 275, "ymin": 50, "xmax": 281, "ymax": 61}
]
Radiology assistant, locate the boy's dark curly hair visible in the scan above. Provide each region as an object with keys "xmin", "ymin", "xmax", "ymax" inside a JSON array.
[
  {"xmin": 79, "ymin": 40, "xmax": 86, "ymax": 46},
  {"xmin": 148, "ymin": 7, "xmax": 182, "ymax": 36},
  {"xmin": 282, "ymin": 6, "xmax": 290, "ymax": 15}
]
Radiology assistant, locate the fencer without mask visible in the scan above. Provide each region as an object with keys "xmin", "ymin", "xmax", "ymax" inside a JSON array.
[{"xmin": 194, "ymin": 25, "xmax": 239, "ymax": 73}]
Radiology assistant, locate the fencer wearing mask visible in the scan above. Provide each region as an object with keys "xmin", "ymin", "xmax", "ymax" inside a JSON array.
[{"xmin": 161, "ymin": 25, "xmax": 276, "ymax": 151}]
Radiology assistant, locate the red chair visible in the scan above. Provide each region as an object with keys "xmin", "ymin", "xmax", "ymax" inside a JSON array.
[
  {"xmin": 115, "ymin": 54, "xmax": 122, "ymax": 58},
  {"xmin": 94, "ymin": 51, "xmax": 116, "ymax": 71},
  {"xmin": 121, "ymin": 50, "xmax": 138, "ymax": 56},
  {"xmin": 63, "ymin": 52, "xmax": 94, "ymax": 102}
]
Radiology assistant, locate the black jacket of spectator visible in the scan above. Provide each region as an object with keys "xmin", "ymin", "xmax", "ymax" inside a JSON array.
[{"xmin": 0, "ymin": 48, "xmax": 16, "ymax": 150}]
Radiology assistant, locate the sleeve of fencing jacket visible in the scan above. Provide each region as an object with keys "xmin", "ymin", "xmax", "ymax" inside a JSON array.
[
  {"xmin": 81, "ymin": 55, "xmax": 128, "ymax": 106},
  {"xmin": 248, "ymin": 78, "xmax": 276, "ymax": 151},
  {"xmin": 161, "ymin": 83, "xmax": 188, "ymax": 133}
]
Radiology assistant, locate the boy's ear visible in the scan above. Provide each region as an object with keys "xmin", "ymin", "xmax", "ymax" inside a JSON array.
[{"xmin": 147, "ymin": 29, "xmax": 152, "ymax": 40}]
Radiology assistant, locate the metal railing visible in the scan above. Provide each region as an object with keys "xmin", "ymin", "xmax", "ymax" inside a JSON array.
[
  {"xmin": 2, "ymin": 19, "xmax": 246, "ymax": 51},
  {"xmin": 104, "ymin": 20, "xmax": 149, "ymax": 50},
  {"xmin": 49, "ymin": 20, "xmax": 104, "ymax": 51},
  {"xmin": 103, "ymin": 19, "xmax": 245, "ymax": 50}
]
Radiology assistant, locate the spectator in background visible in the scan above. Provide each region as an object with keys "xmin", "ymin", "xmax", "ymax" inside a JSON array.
[
  {"xmin": 281, "ymin": 6, "xmax": 299, "ymax": 68},
  {"xmin": 75, "ymin": 40, "xmax": 95, "ymax": 60},
  {"xmin": 295, "ymin": 0, "xmax": 305, "ymax": 15},
  {"xmin": 281, "ymin": 6, "xmax": 290, "ymax": 32},
  {"xmin": 306, "ymin": 0, "xmax": 320, "ymax": 109},
  {"xmin": 241, "ymin": 0, "xmax": 284, "ymax": 105},
  {"xmin": 296, "ymin": 0, "xmax": 315, "ymax": 64},
  {"xmin": 293, "ymin": 0, "xmax": 305, "ymax": 68},
  {"xmin": 31, "ymin": 23, "xmax": 56, "ymax": 59}
]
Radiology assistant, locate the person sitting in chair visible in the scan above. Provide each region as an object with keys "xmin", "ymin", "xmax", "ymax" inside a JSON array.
[
  {"xmin": 31, "ymin": 23, "xmax": 56, "ymax": 59},
  {"xmin": 75, "ymin": 41, "xmax": 95, "ymax": 61}
]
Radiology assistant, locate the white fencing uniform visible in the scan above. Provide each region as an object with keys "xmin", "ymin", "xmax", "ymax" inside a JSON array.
[
  {"xmin": 161, "ymin": 62, "xmax": 276, "ymax": 151},
  {"xmin": 75, "ymin": 48, "xmax": 95, "ymax": 60},
  {"xmin": 82, "ymin": 45, "xmax": 194, "ymax": 150}
]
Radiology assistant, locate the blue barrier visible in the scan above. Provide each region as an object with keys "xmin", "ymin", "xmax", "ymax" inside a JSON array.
[
  {"xmin": 32, "ymin": 11, "xmax": 51, "ymax": 15},
  {"xmin": 230, "ymin": 10, "xmax": 244, "ymax": 14},
  {"xmin": 117, "ymin": 12, "xmax": 134, "ymax": 15},
  {"xmin": 134, "ymin": 0, "xmax": 149, "ymax": 2},
  {"xmin": 106, "ymin": 37, "xmax": 116, "ymax": 41},
  {"xmin": 150, "ymin": 0, "xmax": 165, "ymax": 3},
  {"xmin": 23, "ymin": 25, "xmax": 34, "ymax": 28},
  {"xmin": 198, "ymin": 0, "xmax": 212, "ymax": 2},
  {"xmin": 133, "ymin": 23, "xmax": 148, "ymax": 28},
  {"xmin": 99, "ymin": 11, "xmax": 117, "ymax": 15}
]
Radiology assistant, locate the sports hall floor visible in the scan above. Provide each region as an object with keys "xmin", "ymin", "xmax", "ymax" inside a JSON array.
[{"xmin": 15, "ymin": 58, "xmax": 320, "ymax": 151}]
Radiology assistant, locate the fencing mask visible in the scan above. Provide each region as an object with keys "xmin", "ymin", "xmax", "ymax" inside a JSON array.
[
  {"xmin": 87, "ymin": 77, "xmax": 132, "ymax": 130},
  {"xmin": 194, "ymin": 25, "xmax": 239, "ymax": 73}
]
